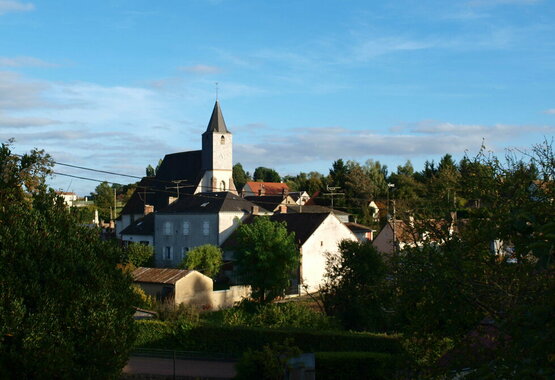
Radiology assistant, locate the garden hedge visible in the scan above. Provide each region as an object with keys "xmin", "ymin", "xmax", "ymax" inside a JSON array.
[{"xmin": 135, "ymin": 321, "xmax": 402, "ymax": 355}]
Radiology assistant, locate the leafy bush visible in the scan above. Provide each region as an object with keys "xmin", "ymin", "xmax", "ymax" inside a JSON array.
[
  {"xmin": 178, "ymin": 244, "xmax": 222, "ymax": 278},
  {"xmin": 126, "ymin": 243, "xmax": 154, "ymax": 267},
  {"xmin": 152, "ymin": 299, "xmax": 200, "ymax": 324},
  {"xmin": 235, "ymin": 339, "xmax": 302, "ymax": 380},
  {"xmin": 220, "ymin": 301, "xmax": 337, "ymax": 329}
]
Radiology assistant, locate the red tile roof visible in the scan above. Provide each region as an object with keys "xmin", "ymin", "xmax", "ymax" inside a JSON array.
[{"xmin": 245, "ymin": 182, "xmax": 289, "ymax": 196}]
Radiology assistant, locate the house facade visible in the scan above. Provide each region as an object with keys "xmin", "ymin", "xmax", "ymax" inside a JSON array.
[{"xmin": 153, "ymin": 192, "xmax": 265, "ymax": 267}]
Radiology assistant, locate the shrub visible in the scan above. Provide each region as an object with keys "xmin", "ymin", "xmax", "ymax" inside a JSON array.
[
  {"xmin": 220, "ymin": 301, "xmax": 336, "ymax": 329},
  {"xmin": 235, "ymin": 339, "xmax": 302, "ymax": 380}
]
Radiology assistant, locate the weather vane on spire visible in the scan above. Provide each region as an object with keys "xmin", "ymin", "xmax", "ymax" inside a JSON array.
[{"xmin": 215, "ymin": 82, "xmax": 219, "ymax": 100}]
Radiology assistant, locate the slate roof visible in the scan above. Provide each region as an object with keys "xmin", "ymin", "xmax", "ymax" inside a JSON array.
[
  {"xmin": 221, "ymin": 212, "xmax": 332, "ymax": 249},
  {"xmin": 286, "ymin": 204, "xmax": 350, "ymax": 217},
  {"xmin": 120, "ymin": 213, "xmax": 155, "ymax": 236},
  {"xmin": 244, "ymin": 182, "xmax": 289, "ymax": 196},
  {"xmin": 344, "ymin": 222, "xmax": 372, "ymax": 233},
  {"xmin": 120, "ymin": 150, "xmax": 203, "ymax": 215},
  {"xmin": 244, "ymin": 195, "xmax": 287, "ymax": 211},
  {"xmin": 133, "ymin": 267, "xmax": 191, "ymax": 284},
  {"xmin": 158, "ymin": 191, "xmax": 267, "ymax": 214},
  {"xmin": 205, "ymin": 101, "xmax": 229, "ymax": 133}
]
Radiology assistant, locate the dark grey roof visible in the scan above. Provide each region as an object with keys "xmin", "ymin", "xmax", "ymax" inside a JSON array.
[
  {"xmin": 286, "ymin": 205, "xmax": 350, "ymax": 216},
  {"xmin": 344, "ymin": 222, "xmax": 372, "ymax": 233},
  {"xmin": 120, "ymin": 213, "xmax": 155, "ymax": 236},
  {"xmin": 158, "ymin": 191, "xmax": 267, "ymax": 214},
  {"xmin": 221, "ymin": 212, "xmax": 332, "ymax": 249},
  {"xmin": 120, "ymin": 150, "xmax": 203, "ymax": 215},
  {"xmin": 205, "ymin": 101, "xmax": 229, "ymax": 133},
  {"xmin": 244, "ymin": 195, "xmax": 287, "ymax": 211}
]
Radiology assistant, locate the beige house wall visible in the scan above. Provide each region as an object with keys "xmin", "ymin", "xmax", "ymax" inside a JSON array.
[
  {"xmin": 301, "ymin": 214, "xmax": 358, "ymax": 292},
  {"xmin": 372, "ymin": 224, "xmax": 395, "ymax": 254}
]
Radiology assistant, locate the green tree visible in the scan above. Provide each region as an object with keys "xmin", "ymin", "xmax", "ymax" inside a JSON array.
[
  {"xmin": 178, "ymin": 244, "xmax": 223, "ymax": 278},
  {"xmin": 320, "ymin": 240, "xmax": 389, "ymax": 331},
  {"xmin": 126, "ymin": 243, "xmax": 154, "ymax": 268},
  {"xmin": 91, "ymin": 181, "xmax": 113, "ymax": 221},
  {"xmin": 253, "ymin": 167, "xmax": 281, "ymax": 183},
  {"xmin": 328, "ymin": 159, "xmax": 347, "ymax": 189},
  {"xmin": 233, "ymin": 163, "xmax": 250, "ymax": 191},
  {"xmin": 0, "ymin": 142, "xmax": 137, "ymax": 379},
  {"xmin": 234, "ymin": 217, "xmax": 299, "ymax": 303}
]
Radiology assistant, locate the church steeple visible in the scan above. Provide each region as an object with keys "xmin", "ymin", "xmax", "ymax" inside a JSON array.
[
  {"xmin": 205, "ymin": 100, "xmax": 229, "ymax": 133},
  {"xmin": 198, "ymin": 101, "xmax": 237, "ymax": 194}
]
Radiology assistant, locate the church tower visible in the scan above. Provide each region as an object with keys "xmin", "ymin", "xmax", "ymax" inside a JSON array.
[{"xmin": 197, "ymin": 101, "xmax": 237, "ymax": 194}]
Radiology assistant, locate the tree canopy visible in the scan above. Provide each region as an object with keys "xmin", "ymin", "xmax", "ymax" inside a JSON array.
[
  {"xmin": 234, "ymin": 217, "xmax": 299, "ymax": 303},
  {"xmin": 0, "ymin": 142, "xmax": 137, "ymax": 379},
  {"xmin": 178, "ymin": 244, "xmax": 223, "ymax": 278},
  {"xmin": 253, "ymin": 166, "xmax": 281, "ymax": 183}
]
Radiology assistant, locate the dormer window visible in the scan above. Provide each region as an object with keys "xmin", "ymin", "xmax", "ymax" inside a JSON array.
[{"xmin": 220, "ymin": 135, "xmax": 225, "ymax": 144}]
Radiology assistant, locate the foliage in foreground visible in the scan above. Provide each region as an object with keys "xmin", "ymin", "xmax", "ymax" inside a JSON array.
[{"xmin": 0, "ymin": 143, "xmax": 137, "ymax": 379}]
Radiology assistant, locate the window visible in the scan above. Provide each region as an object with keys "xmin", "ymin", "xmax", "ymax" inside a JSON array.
[
  {"xmin": 220, "ymin": 135, "xmax": 225, "ymax": 144},
  {"xmin": 163, "ymin": 221, "xmax": 172, "ymax": 236},
  {"xmin": 164, "ymin": 246, "xmax": 173, "ymax": 260},
  {"xmin": 203, "ymin": 221, "xmax": 210, "ymax": 236},
  {"xmin": 182, "ymin": 221, "xmax": 190, "ymax": 235},
  {"xmin": 220, "ymin": 180, "xmax": 226, "ymax": 191},
  {"xmin": 182, "ymin": 247, "xmax": 189, "ymax": 260}
]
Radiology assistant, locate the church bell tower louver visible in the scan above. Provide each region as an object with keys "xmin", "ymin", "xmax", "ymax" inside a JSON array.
[{"xmin": 198, "ymin": 101, "xmax": 237, "ymax": 194}]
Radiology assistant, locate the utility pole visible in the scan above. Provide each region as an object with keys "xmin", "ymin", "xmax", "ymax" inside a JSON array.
[{"xmin": 113, "ymin": 188, "xmax": 117, "ymax": 220}]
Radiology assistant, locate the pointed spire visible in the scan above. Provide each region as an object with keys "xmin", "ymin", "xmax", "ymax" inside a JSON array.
[{"xmin": 205, "ymin": 100, "xmax": 229, "ymax": 133}]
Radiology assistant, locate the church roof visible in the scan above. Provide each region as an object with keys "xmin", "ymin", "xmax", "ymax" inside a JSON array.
[
  {"xmin": 205, "ymin": 101, "xmax": 229, "ymax": 133},
  {"xmin": 120, "ymin": 150, "xmax": 203, "ymax": 215}
]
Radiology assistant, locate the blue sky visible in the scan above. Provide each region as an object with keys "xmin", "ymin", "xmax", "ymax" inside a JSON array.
[{"xmin": 1, "ymin": 0, "xmax": 554, "ymax": 195}]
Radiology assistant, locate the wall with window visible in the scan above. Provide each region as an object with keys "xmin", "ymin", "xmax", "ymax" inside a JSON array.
[{"xmin": 154, "ymin": 213, "xmax": 219, "ymax": 267}]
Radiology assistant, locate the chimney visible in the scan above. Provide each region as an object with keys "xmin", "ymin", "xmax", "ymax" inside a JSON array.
[
  {"xmin": 251, "ymin": 205, "xmax": 260, "ymax": 215},
  {"xmin": 144, "ymin": 204, "xmax": 154, "ymax": 215},
  {"xmin": 260, "ymin": 184, "xmax": 265, "ymax": 196}
]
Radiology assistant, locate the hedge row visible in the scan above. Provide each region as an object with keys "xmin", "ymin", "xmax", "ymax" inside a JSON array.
[
  {"xmin": 315, "ymin": 351, "xmax": 400, "ymax": 380},
  {"xmin": 135, "ymin": 321, "xmax": 402, "ymax": 355}
]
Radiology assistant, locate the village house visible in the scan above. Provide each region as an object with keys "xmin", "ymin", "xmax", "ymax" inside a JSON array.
[
  {"xmin": 153, "ymin": 191, "xmax": 269, "ymax": 267},
  {"xmin": 244, "ymin": 194, "xmax": 296, "ymax": 213},
  {"xmin": 241, "ymin": 181, "xmax": 290, "ymax": 197},
  {"xmin": 223, "ymin": 212, "xmax": 357, "ymax": 293}
]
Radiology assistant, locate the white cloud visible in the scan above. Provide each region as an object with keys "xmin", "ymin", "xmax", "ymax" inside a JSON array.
[
  {"xmin": 0, "ymin": 1, "xmax": 34, "ymax": 15},
  {"xmin": 0, "ymin": 113, "xmax": 59, "ymax": 127},
  {"xmin": 544, "ymin": 109, "xmax": 555, "ymax": 115},
  {"xmin": 0, "ymin": 56, "xmax": 58, "ymax": 68},
  {"xmin": 179, "ymin": 64, "xmax": 222, "ymax": 74},
  {"xmin": 234, "ymin": 121, "xmax": 555, "ymax": 169}
]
